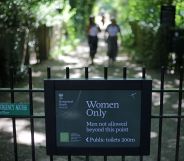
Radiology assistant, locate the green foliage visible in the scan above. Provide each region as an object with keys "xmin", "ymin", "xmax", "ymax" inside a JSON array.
[
  {"xmin": 152, "ymin": 27, "xmax": 172, "ymax": 68},
  {"xmin": 1, "ymin": 0, "xmax": 184, "ymax": 75},
  {"xmin": 129, "ymin": 21, "xmax": 171, "ymax": 68},
  {"xmin": 69, "ymin": 0, "xmax": 97, "ymax": 37},
  {"xmin": 0, "ymin": 0, "xmax": 73, "ymax": 86},
  {"xmin": 103, "ymin": 0, "xmax": 184, "ymax": 68},
  {"xmin": 175, "ymin": 1, "xmax": 184, "ymax": 27},
  {"xmin": 129, "ymin": 21, "xmax": 156, "ymax": 66},
  {"xmin": 34, "ymin": 0, "xmax": 75, "ymax": 27},
  {"xmin": 0, "ymin": 0, "xmax": 48, "ymax": 29}
]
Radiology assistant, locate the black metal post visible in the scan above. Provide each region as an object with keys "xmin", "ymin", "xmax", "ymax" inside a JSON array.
[
  {"xmin": 121, "ymin": 156, "xmax": 125, "ymax": 161},
  {"xmin": 157, "ymin": 67, "xmax": 165, "ymax": 161},
  {"xmin": 66, "ymin": 67, "xmax": 71, "ymax": 161},
  {"xmin": 139, "ymin": 67, "xmax": 146, "ymax": 161},
  {"xmin": 104, "ymin": 155, "xmax": 107, "ymax": 161},
  {"xmin": 104, "ymin": 67, "xmax": 108, "ymax": 160},
  {"xmin": 86, "ymin": 155, "xmax": 89, "ymax": 161},
  {"xmin": 47, "ymin": 67, "xmax": 51, "ymax": 79},
  {"xmin": 122, "ymin": 67, "xmax": 127, "ymax": 161},
  {"xmin": 28, "ymin": 67, "xmax": 36, "ymax": 161},
  {"xmin": 175, "ymin": 66, "xmax": 183, "ymax": 161},
  {"xmin": 85, "ymin": 67, "xmax": 88, "ymax": 79},
  {"xmin": 66, "ymin": 67, "xmax": 70, "ymax": 79},
  {"xmin": 142, "ymin": 67, "xmax": 146, "ymax": 79},
  {"xmin": 104, "ymin": 67, "xmax": 108, "ymax": 79},
  {"xmin": 85, "ymin": 67, "xmax": 89, "ymax": 161},
  {"xmin": 123, "ymin": 67, "xmax": 127, "ymax": 79},
  {"xmin": 139, "ymin": 156, "xmax": 143, "ymax": 161},
  {"xmin": 68, "ymin": 155, "xmax": 71, "ymax": 161},
  {"xmin": 47, "ymin": 67, "xmax": 53, "ymax": 161},
  {"xmin": 10, "ymin": 68, "xmax": 18, "ymax": 161}
]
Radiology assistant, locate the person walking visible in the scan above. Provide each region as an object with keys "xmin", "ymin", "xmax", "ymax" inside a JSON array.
[
  {"xmin": 105, "ymin": 17, "xmax": 121, "ymax": 65},
  {"xmin": 87, "ymin": 16, "xmax": 101, "ymax": 65}
]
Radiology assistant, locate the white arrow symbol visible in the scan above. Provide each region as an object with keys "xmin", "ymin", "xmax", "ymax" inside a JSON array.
[{"xmin": 86, "ymin": 137, "xmax": 89, "ymax": 142}]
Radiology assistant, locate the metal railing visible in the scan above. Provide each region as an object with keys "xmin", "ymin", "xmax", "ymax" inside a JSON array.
[{"xmin": 0, "ymin": 66, "xmax": 183, "ymax": 161}]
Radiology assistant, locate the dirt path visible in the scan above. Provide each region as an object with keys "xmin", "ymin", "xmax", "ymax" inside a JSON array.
[
  {"xmin": 53, "ymin": 33, "xmax": 130, "ymax": 70},
  {"xmin": 0, "ymin": 38, "xmax": 184, "ymax": 161},
  {"xmin": 31, "ymin": 33, "xmax": 140, "ymax": 82}
]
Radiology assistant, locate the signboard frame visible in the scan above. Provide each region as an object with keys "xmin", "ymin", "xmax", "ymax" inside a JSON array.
[
  {"xmin": 160, "ymin": 5, "xmax": 175, "ymax": 27},
  {"xmin": 44, "ymin": 79, "xmax": 152, "ymax": 156}
]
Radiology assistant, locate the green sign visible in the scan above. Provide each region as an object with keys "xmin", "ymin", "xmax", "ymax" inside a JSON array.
[{"xmin": 0, "ymin": 103, "xmax": 30, "ymax": 116}]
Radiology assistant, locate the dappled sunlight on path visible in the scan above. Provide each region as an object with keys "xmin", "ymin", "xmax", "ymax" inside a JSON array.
[
  {"xmin": 56, "ymin": 33, "xmax": 131, "ymax": 71},
  {"xmin": 1, "ymin": 30, "xmax": 184, "ymax": 161}
]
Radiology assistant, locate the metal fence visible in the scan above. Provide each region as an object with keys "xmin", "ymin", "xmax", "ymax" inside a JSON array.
[{"xmin": 0, "ymin": 66, "xmax": 183, "ymax": 161}]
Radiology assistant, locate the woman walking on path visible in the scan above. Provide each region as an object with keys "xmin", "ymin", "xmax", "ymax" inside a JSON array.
[
  {"xmin": 87, "ymin": 16, "xmax": 101, "ymax": 65},
  {"xmin": 105, "ymin": 17, "xmax": 121, "ymax": 65}
]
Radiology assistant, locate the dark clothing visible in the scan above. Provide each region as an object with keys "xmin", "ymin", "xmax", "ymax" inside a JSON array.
[
  {"xmin": 87, "ymin": 23, "xmax": 100, "ymax": 63},
  {"xmin": 88, "ymin": 36, "xmax": 98, "ymax": 59},
  {"xmin": 107, "ymin": 36, "xmax": 118, "ymax": 61},
  {"xmin": 105, "ymin": 23, "xmax": 121, "ymax": 62}
]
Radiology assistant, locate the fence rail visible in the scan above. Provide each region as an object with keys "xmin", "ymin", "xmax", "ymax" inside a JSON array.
[{"xmin": 0, "ymin": 66, "xmax": 183, "ymax": 161}]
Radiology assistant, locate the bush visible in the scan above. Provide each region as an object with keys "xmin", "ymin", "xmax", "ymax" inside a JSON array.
[
  {"xmin": 0, "ymin": 28, "xmax": 26, "ymax": 86},
  {"xmin": 152, "ymin": 26, "xmax": 171, "ymax": 68},
  {"xmin": 129, "ymin": 21, "xmax": 171, "ymax": 68}
]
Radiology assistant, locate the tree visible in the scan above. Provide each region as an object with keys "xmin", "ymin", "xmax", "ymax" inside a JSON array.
[
  {"xmin": 99, "ymin": 0, "xmax": 184, "ymax": 68},
  {"xmin": 0, "ymin": 0, "xmax": 53, "ymax": 86}
]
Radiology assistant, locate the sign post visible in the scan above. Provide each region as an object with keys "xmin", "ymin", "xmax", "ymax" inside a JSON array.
[
  {"xmin": 44, "ymin": 79, "xmax": 152, "ymax": 155},
  {"xmin": 160, "ymin": 5, "xmax": 175, "ymax": 27}
]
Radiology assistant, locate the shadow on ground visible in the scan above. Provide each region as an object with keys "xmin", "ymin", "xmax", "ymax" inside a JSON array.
[{"xmin": 0, "ymin": 39, "xmax": 184, "ymax": 161}]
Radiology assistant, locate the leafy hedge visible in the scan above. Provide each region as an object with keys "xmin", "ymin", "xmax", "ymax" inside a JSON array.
[{"xmin": 130, "ymin": 21, "xmax": 172, "ymax": 68}]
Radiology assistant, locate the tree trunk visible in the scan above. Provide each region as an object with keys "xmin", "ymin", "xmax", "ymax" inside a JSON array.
[{"xmin": 36, "ymin": 25, "xmax": 52, "ymax": 62}]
